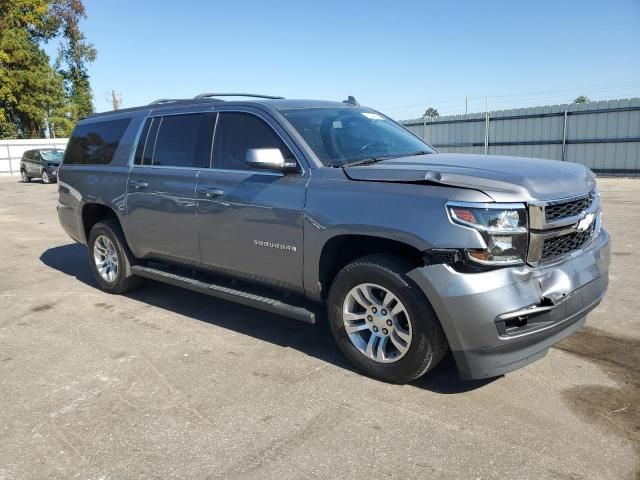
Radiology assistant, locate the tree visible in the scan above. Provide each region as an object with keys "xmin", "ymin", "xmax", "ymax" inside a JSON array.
[
  {"xmin": 423, "ymin": 107, "xmax": 439, "ymax": 118},
  {"xmin": 51, "ymin": 0, "xmax": 97, "ymax": 120},
  {"xmin": 0, "ymin": 27, "xmax": 67, "ymax": 137},
  {"xmin": 574, "ymin": 95, "xmax": 590, "ymax": 104},
  {"xmin": 0, "ymin": 0, "xmax": 95, "ymax": 138}
]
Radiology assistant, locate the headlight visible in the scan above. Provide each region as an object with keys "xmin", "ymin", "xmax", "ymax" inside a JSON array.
[{"xmin": 447, "ymin": 202, "xmax": 528, "ymax": 266}]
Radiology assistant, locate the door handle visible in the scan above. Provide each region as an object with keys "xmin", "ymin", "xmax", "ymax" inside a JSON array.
[
  {"xmin": 130, "ymin": 181, "xmax": 148, "ymax": 190},
  {"xmin": 200, "ymin": 188, "xmax": 224, "ymax": 199}
]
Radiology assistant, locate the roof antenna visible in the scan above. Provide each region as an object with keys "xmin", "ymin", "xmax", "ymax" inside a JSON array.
[{"xmin": 343, "ymin": 95, "xmax": 360, "ymax": 106}]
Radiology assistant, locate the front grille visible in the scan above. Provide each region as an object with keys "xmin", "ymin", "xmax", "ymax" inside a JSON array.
[
  {"xmin": 545, "ymin": 193, "xmax": 594, "ymax": 222},
  {"xmin": 541, "ymin": 222, "xmax": 596, "ymax": 261}
]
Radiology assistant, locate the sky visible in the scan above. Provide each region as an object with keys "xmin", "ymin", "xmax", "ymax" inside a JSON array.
[{"xmin": 45, "ymin": 0, "xmax": 640, "ymax": 119}]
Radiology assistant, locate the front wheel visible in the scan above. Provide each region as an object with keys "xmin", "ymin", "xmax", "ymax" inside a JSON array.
[
  {"xmin": 327, "ymin": 254, "xmax": 448, "ymax": 384},
  {"xmin": 41, "ymin": 170, "xmax": 51, "ymax": 184}
]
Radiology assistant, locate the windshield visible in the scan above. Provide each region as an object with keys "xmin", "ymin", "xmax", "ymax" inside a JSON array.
[
  {"xmin": 281, "ymin": 107, "xmax": 435, "ymax": 167},
  {"xmin": 40, "ymin": 150, "xmax": 64, "ymax": 162}
]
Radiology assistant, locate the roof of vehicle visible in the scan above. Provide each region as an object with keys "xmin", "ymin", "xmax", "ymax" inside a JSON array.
[
  {"xmin": 22, "ymin": 148, "xmax": 65, "ymax": 154},
  {"xmin": 84, "ymin": 96, "xmax": 361, "ymax": 121}
]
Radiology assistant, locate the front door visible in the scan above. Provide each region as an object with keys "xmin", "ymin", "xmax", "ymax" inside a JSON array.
[
  {"xmin": 125, "ymin": 112, "xmax": 215, "ymax": 263},
  {"xmin": 196, "ymin": 111, "xmax": 307, "ymax": 291}
]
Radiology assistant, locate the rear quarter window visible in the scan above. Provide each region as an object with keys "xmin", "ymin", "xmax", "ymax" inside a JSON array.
[{"xmin": 64, "ymin": 119, "xmax": 131, "ymax": 165}]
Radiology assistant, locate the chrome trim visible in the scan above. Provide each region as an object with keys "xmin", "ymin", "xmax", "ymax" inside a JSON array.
[
  {"xmin": 528, "ymin": 190, "xmax": 598, "ymax": 230},
  {"xmin": 497, "ymin": 304, "xmax": 557, "ymax": 322},
  {"xmin": 446, "ymin": 201, "xmax": 527, "ymax": 210},
  {"xmin": 527, "ymin": 212, "xmax": 602, "ymax": 266}
]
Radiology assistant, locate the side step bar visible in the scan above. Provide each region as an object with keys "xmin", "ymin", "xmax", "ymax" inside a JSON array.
[{"xmin": 131, "ymin": 265, "xmax": 316, "ymax": 324}]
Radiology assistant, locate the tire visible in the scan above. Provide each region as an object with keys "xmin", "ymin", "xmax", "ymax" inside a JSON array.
[
  {"xmin": 88, "ymin": 220, "xmax": 143, "ymax": 294},
  {"xmin": 327, "ymin": 254, "xmax": 448, "ymax": 384},
  {"xmin": 21, "ymin": 169, "xmax": 30, "ymax": 183},
  {"xmin": 41, "ymin": 170, "xmax": 51, "ymax": 184}
]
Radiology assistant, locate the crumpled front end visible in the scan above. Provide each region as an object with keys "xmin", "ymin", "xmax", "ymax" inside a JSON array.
[{"xmin": 408, "ymin": 228, "xmax": 610, "ymax": 379}]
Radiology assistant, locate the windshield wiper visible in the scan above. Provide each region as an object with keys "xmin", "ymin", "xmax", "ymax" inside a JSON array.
[
  {"xmin": 340, "ymin": 150, "xmax": 432, "ymax": 168},
  {"xmin": 340, "ymin": 157, "xmax": 385, "ymax": 167}
]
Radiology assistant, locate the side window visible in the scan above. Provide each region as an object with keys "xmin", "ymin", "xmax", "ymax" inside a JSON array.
[
  {"xmin": 151, "ymin": 113, "xmax": 215, "ymax": 168},
  {"xmin": 212, "ymin": 112, "xmax": 294, "ymax": 171},
  {"xmin": 65, "ymin": 118, "xmax": 131, "ymax": 165},
  {"xmin": 143, "ymin": 118, "xmax": 161, "ymax": 166},
  {"xmin": 133, "ymin": 118, "xmax": 152, "ymax": 165}
]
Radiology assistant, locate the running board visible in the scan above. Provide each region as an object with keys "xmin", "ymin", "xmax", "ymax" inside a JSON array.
[{"xmin": 131, "ymin": 265, "xmax": 316, "ymax": 324}]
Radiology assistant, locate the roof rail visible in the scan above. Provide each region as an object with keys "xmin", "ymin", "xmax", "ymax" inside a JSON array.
[
  {"xmin": 194, "ymin": 93, "xmax": 284, "ymax": 100},
  {"xmin": 148, "ymin": 99, "xmax": 183, "ymax": 105}
]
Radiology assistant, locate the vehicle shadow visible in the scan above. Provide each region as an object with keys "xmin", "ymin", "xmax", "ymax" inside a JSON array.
[{"xmin": 40, "ymin": 243, "xmax": 498, "ymax": 394}]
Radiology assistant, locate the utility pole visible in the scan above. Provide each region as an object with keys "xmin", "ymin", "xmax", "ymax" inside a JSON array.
[
  {"xmin": 465, "ymin": 97, "xmax": 468, "ymax": 115},
  {"xmin": 111, "ymin": 90, "xmax": 122, "ymax": 110}
]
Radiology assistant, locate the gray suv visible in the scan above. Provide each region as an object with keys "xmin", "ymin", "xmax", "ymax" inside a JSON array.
[
  {"xmin": 57, "ymin": 93, "xmax": 610, "ymax": 383},
  {"xmin": 21, "ymin": 148, "xmax": 64, "ymax": 184}
]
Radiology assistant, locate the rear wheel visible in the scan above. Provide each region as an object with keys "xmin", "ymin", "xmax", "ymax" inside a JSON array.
[
  {"xmin": 21, "ymin": 169, "xmax": 30, "ymax": 183},
  {"xmin": 88, "ymin": 220, "xmax": 143, "ymax": 294},
  {"xmin": 327, "ymin": 254, "xmax": 448, "ymax": 383}
]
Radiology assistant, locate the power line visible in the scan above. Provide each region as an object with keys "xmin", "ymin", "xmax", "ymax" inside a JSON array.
[
  {"xmin": 380, "ymin": 84, "xmax": 640, "ymax": 119},
  {"xmin": 375, "ymin": 80, "xmax": 640, "ymax": 112}
]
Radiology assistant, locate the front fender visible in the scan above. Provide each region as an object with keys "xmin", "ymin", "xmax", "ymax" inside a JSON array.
[{"xmin": 302, "ymin": 170, "xmax": 492, "ymax": 298}]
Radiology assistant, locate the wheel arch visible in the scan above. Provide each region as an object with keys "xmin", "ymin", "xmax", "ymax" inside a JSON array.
[
  {"xmin": 314, "ymin": 233, "xmax": 426, "ymax": 300},
  {"xmin": 81, "ymin": 203, "xmax": 124, "ymax": 244}
]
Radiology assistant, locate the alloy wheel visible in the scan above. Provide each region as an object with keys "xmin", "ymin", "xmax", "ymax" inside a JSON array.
[
  {"xmin": 93, "ymin": 235, "xmax": 119, "ymax": 282},
  {"xmin": 342, "ymin": 283, "xmax": 413, "ymax": 363}
]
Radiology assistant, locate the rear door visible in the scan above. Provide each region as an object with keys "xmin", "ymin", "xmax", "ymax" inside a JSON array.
[
  {"xmin": 33, "ymin": 152, "xmax": 43, "ymax": 175},
  {"xmin": 125, "ymin": 111, "xmax": 216, "ymax": 263},
  {"xmin": 21, "ymin": 151, "xmax": 31, "ymax": 174},
  {"xmin": 25, "ymin": 151, "xmax": 38, "ymax": 175},
  {"xmin": 196, "ymin": 110, "xmax": 307, "ymax": 291}
]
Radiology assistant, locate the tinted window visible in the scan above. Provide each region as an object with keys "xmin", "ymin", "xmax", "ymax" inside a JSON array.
[
  {"xmin": 65, "ymin": 119, "xmax": 130, "ymax": 165},
  {"xmin": 133, "ymin": 118, "xmax": 152, "ymax": 165},
  {"xmin": 213, "ymin": 113, "xmax": 293, "ymax": 170},
  {"xmin": 152, "ymin": 113, "xmax": 215, "ymax": 168},
  {"xmin": 142, "ymin": 118, "xmax": 161, "ymax": 166}
]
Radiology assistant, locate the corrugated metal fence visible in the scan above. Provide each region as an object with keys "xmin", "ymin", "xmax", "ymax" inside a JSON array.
[
  {"xmin": 401, "ymin": 98, "xmax": 640, "ymax": 173},
  {"xmin": 0, "ymin": 138, "xmax": 69, "ymax": 175},
  {"xmin": 3, "ymin": 98, "xmax": 640, "ymax": 174}
]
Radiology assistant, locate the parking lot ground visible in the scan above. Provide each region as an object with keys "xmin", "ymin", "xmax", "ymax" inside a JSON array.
[{"xmin": 0, "ymin": 175, "xmax": 638, "ymax": 480}]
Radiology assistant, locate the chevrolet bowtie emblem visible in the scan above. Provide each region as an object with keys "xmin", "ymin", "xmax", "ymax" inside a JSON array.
[{"xmin": 576, "ymin": 213, "xmax": 595, "ymax": 232}]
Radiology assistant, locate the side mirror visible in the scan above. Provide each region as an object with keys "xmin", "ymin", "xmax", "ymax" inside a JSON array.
[{"xmin": 246, "ymin": 148, "xmax": 298, "ymax": 173}]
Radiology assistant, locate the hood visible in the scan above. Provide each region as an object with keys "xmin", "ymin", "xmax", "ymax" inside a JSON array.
[{"xmin": 343, "ymin": 153, "xmax": 596, "ymax": 202}]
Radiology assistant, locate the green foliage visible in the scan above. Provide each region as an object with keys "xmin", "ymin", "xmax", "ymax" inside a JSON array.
[
  {"xmin": 0, "ymin": 0, "xmax": 95, "ymax": 138},
  {"xmin": 574, "ymin": 95, "xmax": 590, "ymax": 104},
  {"xmin": 423, "ymin": 107, "xmax": 439, "ymax": 118}
]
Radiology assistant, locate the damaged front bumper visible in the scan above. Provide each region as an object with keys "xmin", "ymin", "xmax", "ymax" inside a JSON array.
[{"xmin": 409, "ymin": 228, "xmax": 610, "ymax": 379}]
